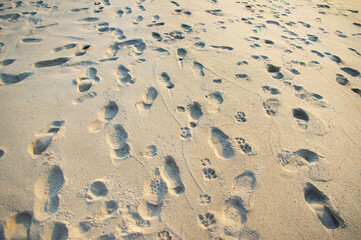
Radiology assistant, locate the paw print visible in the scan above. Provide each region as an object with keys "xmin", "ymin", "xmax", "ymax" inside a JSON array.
[
  {"xmin": 158, "ymin": 230, "xmax": 173, "ymax": 240},
  {"xmin": 176, "ymin": 106, "xmax": 186, "ymax": 112},
  {"xmin": 198, "ymin": 213, "xmax": 216, "ymax": 228},
  {"xmin": 235, "ymin": 111, "xmax": 246, "ymax": 123},
  {"xmin": 199, "ymin": 194, "xmax": 211, "ymax": 205},
  {"xmin": 235, "ymin": 137, "xmax": 252, "ymax": 154},
  {"xmin": 200, "ymin": 158, "xmax": 211, "ymax": 167},
  {"xmin": 263, "ymin": 102, "xmax": 276, "ymax": 116},
  {"xmin": 180, "ymin": 127, "xmax": 192, "ymax": 139},
  {"xmin": 203, "ymin": 168, "xmax": 217, "ymax": 180}
]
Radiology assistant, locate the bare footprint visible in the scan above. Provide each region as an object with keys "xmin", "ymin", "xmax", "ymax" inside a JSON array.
[
  {"xmin": 29, "ymin": 121, "xmax": 65, "ymax": 156},
  {"xmin": 222, "ymin": 196, "xmax": 248, "ymax": 234},
  {"xmin": 106, "ymin": 124, "xmax": 130, "ymax": 164},
  {"xmin": 89, "ymin": 101, "xmax": 118, "ymax": 132},
  {"xmin": 115, "ymin": 64, "xmax": 135, "ymax": 85},
  {"xmin": 75, "ymin": 67, "xmax": 100, "ymax": 93},
  {"xmin": 136, "ymin": 87, "xmax": 158, "ymax": 116},
  {"xmin": 278, "ymin": 149, "xmax": 319, "ymax": 170},
  {"xmin": 86, "ymin": 180, "xmax": 108, "ymax": 200},
  {"xmin": 292, "ymin": 108, "xmax": 309, "ymax": 129},
  {"xmin": 34, "ymin": 165, "xmax": 65, "ymax": 220},
  {"xmin": 41, "ymin": 222, "xmax": 69, "ymax": 240},
  {"xmin": 139, "ymin": 168, "xmax": 167, "ymax": 220},
  {"xmin": 209, "ymin": 127, "xmax": 235, "ymax": 159},
  {"xmin": 187, "ymin": 101, "xmax": 203, "ymax": 121},
  {"xmin": 304, "ymin": 183, "xmax": 345, "ymax": 229},
  {"xmin": 0, "ymin": 72, "xmax": 33, "ymax": 86},
  {"xmin": 4, "ymin": 211, "xmax": 32, "ymax": 240},
  {"xmin": 159, "ymin": 155, "xmax": 185, "ymax": 195},
  {"xmin": 159, "ymin": 72, "xmax": 174, "ymax": 89},
  {"xmin": 192, "ymin": 61, "xmax": 205, "ymax": 77}
]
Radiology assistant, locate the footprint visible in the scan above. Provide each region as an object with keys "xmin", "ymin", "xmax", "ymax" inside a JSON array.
[
  {"xmin": 335, "ymin": 74, "xmax": 348, "ymax": 86},
  {"xmin": 263, "ymin": 98, "xmax": 281, "ymax": 116},
  {"xmin": 139, "ymin": 168, "xmax": 167, "ymax": 220},
  {"xmin": 113, "ymin": 28, "xmax": 126, "ymax": 40},
  {"xmin": 236, "ymin": 73, "xmax": 250, "ymax": 81},
  {"xmin": 0, "ymin": 72, "xmax": 33, "ymax": 85},
  {"xmin": 29, "ymin": 121, "xmax": 65, "ymax": 155},
  {"xmin": 278, "ymin": 149, "xmax": 319, "ymax": 168},
  {"xmin": 206, "ymin": 91, "xmax": 223, "ymax": 112},
  {"xmin": 22, "ymin": 37, "xmax": 42, "ymax": 43},
  {"xmin": 181, "ymin": 23, "xmax": 192, "ymax": 32},
  {"xmin": 89, "ymin": 101, "xmax": 118, "ymax": 132},
  {"xmin": 198, "ymin": 212, "xmax": 216, "ymax": 229},
  {"xmin": 152, "ymin": 32, "xmax": 162, "ymax": 41},
  {"xmin": 192, "ymin": 61, "xmax": 205, "ymax": 77},
  {"xmin": 103, "ymin": 200, "xmax": 118, "ymax": 215},
  {"xmin": 351, "ymin": 88, "xmax": 361, "ymax": 97},
  {"xmin": 202, "ymin": 168, "xmax": 217, "ymax": 180},
  {"xmin": 53, "ymin": 43, "xmax": 77, "ymax": 52},
  {"xmin": 76, "ymin": 77, "xmax": 92, "ymax": 92},
  {"xmin": 194, "ymin": 41, "xmax": 205, "ymax": 50},
  {"xmin": 210, "ymin": 45, "xmax": 234, "ymax": 51},
  {"xmin": 311, "ymin": 50, "xmax": 324, "ymax": 58},
  {"xmin": 150, "ymin": 47, "xmax": 170, "ymax": 58},
  {"xmin": 133, "ymin": 15, "xmax": 143, "ymax": 24},
  {"xmin": 136, "ymin": 87, "xmax": 158, "ymax": 115},
  {"xmin": 107, "ymin": 39, "xmax": 146, "ymax": 57},
  {"xmin": 205, "ymin": 9, "xmax": 224, "ymax": 16},
  {"xmin": 0, "ymin": 59, "xmax": 16, "ymax": 66},
  {"xmin": 209, "ymin": 127, "xmax": 235, "ymax": 159},
  {"xmin": 233, "ymin": 171, "xmax": 256, "ymax": 198},
  {"xmin": 340, "ymin": 67, "xmax": 360, "ymax": 77},
  {"xmin": 75, "ymin": 44, "xmax": 91, "ymax": 56},
  {"xmin": 293, "ymin": 86, "xmax": 327, "ymax": 108},
  {"xmin": 160, "ymin": 155, "xmax": 185, "ymax": 195},
  {"xmin": 187, "ymin": 102, "xmax": 203, "ymax": 121},
  {"xmin": 177, "ymin": 48, "xmax": 187, "ymax": 61},
  {"xmin": 34, "ymin": 57, "xmax": 70, "ymax": 68},
  {"xmin": 157, "ymin": 230, "xmax": 175, "ymax": 240},
  {"xmin": 98, "ymin": 234, "xmax": 116, "ymax": 240},
  {"xmin": 234, "ymin": 111, "xmax": 246, "ymax": 123},
  {"xmin": 266, "ymin": 64, "xmax": 284, "ymax": 79},
  {"xmin": 292, "ymin": 108, "xmax": 309, "ymax": 129},
  {"xmin": 141, "ymin": 145, "xmax": 157, "ymax": 158},
  {"xmin": 34, "ymin": 165, "xmax": 65, "ymax": 220},
  {"xmin": 115, "ymin": 65, "xmax": 135, "ymax": 85},
  {"xmin": 106, "ymin": 124, "xmax": 130, "ymax": 163},
  {"xmin": 73, "ymin": 92, "xmax": 97, "ymax": 105},
  {"xmin": 262, "ymin": 85, "xmax": 280, "ymax": 95},
  {"xmin": 4, "ymin": 211, "xmax": 32, "ymax": 240},
  {"xmin": 79, "ymin": 17, "xmax": 99, "ymax": 22},
  {"xmin": 86, "ymin": 180, "xmax": 108, "ymax": 200},
  {"xmin": 222, "ymin": 196, "xmax": 248, "ymax": 232},
  {"xmin": 0, "ymin": 13, "xmax": 21, "ymax": 21},
  {"xmin": 41, "ymin": 222, "xmax": 69, "ymax": 240},
  {"xmin": 304, "ymin": 183, "xmax": 345, "ymax": 229},
  {"xmin": 159, "ymin": 72, "xmax": 175, "ymax": 89}
]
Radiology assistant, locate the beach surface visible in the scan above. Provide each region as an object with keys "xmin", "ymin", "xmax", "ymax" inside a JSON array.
[{"xmin": 0, "ymin": 0, "xmax": 361, "ymax": 239}]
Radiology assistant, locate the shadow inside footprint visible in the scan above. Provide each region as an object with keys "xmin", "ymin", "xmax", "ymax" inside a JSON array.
[
  {"xmin": 160, "ymin": 156, "xmax": 185, "ymax": 195},
  {"xmin": 304, "ymin": 183, "xmax": 345, "ymax": 229},
  {"xmin": 210, "ymin": 127, "xmax": 235, "ymax": 159}
]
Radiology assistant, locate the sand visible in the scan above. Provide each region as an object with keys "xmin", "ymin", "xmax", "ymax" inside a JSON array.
[{"xmin": 0, "ymin": 0, "xmax": 361, "ymax": 239}]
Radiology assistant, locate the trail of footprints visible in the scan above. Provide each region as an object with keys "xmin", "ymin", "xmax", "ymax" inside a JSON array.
[{"xmin": 2, "ymin": 0, "xmax": 356, "ymax": 238}]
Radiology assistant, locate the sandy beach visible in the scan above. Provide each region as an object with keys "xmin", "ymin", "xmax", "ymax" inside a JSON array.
[{"xmin": 0, "ymin": 0, "xmax": 361, "ymax": 239}]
